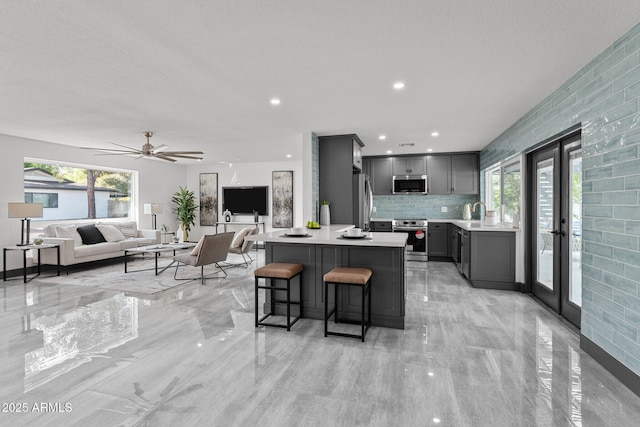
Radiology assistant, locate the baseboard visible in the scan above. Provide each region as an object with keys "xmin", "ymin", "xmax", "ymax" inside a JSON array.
[
  {"xmin": 581, "ymin": 334, "xmax": 640, "ymax": 398},
  {"xmin": 470, "ymin": 279, "xmax": 518, "ymax": 291}
]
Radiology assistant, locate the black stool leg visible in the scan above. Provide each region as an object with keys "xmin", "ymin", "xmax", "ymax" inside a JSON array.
[
  {"xmin": 288, "ymin": 277, "xmax": 291, "ymax": 330},
  {"xmin": 361, "ymin": 282, "xmax": 365, "ymax": 341},
  {"xmin": 324, "ymin": 281, "xmax": 329, "ymax": 337},
  {"xmin": 368, "ymin": 281, "xmax": 372, "ymax": 328},
  {"xmin": 255, "ymin": 277, "xmax": 259, "ymax": 327},
  {"xmin": 334, "ymin": 280, "xmax": 339, "ymax": 324}
]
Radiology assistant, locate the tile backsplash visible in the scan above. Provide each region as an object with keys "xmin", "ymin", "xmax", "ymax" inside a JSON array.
[{"xmin": 371, "ymin": 194, "xmax": 480, "ymax": 219}]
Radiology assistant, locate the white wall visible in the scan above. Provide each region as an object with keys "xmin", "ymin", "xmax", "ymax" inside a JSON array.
[
  {"xmin": 186, "ymin": 160, "xmax": 303, "ymax": 241},
  {"xmin": 1, "ymin": 134, "xmax": 187, "ymax": 271}
]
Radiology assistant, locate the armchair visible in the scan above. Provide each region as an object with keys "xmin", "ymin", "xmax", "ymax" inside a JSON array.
[
  {"xmin": 227, "ymin": 227, "xmax": 259, "ymax": 267},
  {"xmin": 172, "ymin": 232, "xmax": 235, "ymax": 284}
]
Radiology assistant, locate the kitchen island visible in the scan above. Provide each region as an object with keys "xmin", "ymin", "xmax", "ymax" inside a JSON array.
[{"xmin": 245, "ymin": 225, "xmax": 407, "ymax": 329}]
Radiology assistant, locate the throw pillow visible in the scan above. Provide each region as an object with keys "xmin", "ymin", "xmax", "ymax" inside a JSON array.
[
  {"xmin": 118, "ymin": 222, "xmax": 138, "ymax": 238},
  {"xmin": 96, "ymin": 224, "xmax": 125, "ymax": 242},
  {"xmin": 190, "ymin": 235, "xmax": 206, "ymax": 256},
  {"xmin": 77, "ymin": 225, "xmax": 107, "ymax": 245},
  {"xmin": 231, "ymin": 227, "xmax": 251, "ymax": 248},
  {"xmin": 56, "ymin": 225, "xmax": 84, "ymax": 247}
]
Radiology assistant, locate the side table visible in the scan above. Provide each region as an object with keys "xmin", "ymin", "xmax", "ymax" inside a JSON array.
[{"xmin": 3, "ymin": 244, "xmax": 61, "ymax": 283}]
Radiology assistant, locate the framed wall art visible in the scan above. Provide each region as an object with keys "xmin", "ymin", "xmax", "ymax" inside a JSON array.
[
  {"xmin": 272, "ymin": 170, "xmax": 293, "ymax": 228},
  {"xmin": 199, "ymin": 173, "xmax": 218, "ymax": 226}
]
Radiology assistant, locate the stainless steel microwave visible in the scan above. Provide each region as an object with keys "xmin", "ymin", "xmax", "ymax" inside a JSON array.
[{"xmin": 392, "ymin": 175, "xmax": 427, "ymax": 194}]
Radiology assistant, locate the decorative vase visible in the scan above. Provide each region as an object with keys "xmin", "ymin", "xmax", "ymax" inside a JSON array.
[
  {"xmin": 320, "ymin": 204, "xmax": 331, "ymax": 225},
  {"xmin": 224, "ymin": 209, "xmax": 231, "ymax": 222},
  {"xmin": 462, "ymin": 203, "xmax": 472, "ymax": 220},
  {"xmin": 176, "ymin": 226, "xmax": 185, "ymax": 243}
]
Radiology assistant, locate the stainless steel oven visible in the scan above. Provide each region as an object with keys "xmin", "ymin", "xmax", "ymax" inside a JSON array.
[{"xmin": 392, "ymin": 219, "xmax": 428, "ymax": 261}]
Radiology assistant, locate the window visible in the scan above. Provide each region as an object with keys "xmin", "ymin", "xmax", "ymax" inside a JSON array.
[
  {"xmin": 485, "ymin": 157, "xmax": 521, "ymax": 223},
  {"xmin": 24, "ymin": 159, "xmax": 135, "ymax": 222},
  {"xmin": 25, "ymin": 192, "xmax": 59, "ymax": 208}
]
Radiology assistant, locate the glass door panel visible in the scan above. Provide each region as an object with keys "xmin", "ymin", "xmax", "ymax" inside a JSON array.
[
  {"xmin": 536, "ymin": 158, "xmax": 555, "ymax": 290},
  {"xmin": 568, "ymin": 150, "xmax": 582, "ymax": 307}
]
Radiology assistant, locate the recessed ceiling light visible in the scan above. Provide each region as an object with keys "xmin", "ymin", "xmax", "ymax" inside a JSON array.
[
  {"xmin": 270, "ymin": 98, "xmax": 281, "ymax": 105},
  {"xmin": 386, "ymin": 150, "xmax": 392, "ymax": 154},
  {"xmin": 431, "ymin": 131, "xmax": 439, "ymax": 137},
  {"xmin": 379, "ymin": 135, "xmax": 386, "ymax": 140},
  {"xmin": 433, "ymin": 418, "xmax": 441, "ymax": 423},
  {"xmin": 393, "ymin": 82, "xmax": 405, "ymax": 90},
  {"xmin": 286, "ymin": 154, "xmax": 292, "ymax": 158},
  {"xmin": 427, "ymin": 148, "xmax": 433, "ymax": 152}
]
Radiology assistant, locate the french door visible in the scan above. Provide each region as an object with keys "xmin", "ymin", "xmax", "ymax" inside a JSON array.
[{"xmin": 528, "ymin": 132, "xmax": 582, "ymax": 327}]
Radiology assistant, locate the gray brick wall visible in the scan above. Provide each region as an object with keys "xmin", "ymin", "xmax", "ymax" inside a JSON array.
[{"xmin": 481, "ymin": 22, "xmax": 640, "ymax": 374}]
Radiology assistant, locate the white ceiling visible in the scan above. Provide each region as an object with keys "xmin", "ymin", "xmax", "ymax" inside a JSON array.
[{"xmin": 2, "ymin": 1, "xmax": 640, "ymax": 164}]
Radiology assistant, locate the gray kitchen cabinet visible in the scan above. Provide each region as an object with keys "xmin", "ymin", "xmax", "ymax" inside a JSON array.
[
  {"xmin": 370, "ymin": 220, "xmax": 392, "ymax": 232},
  {"xmin": 469, "ymin": 231, "xmax": 515, "ymax": 289},
  {"xmin": 450, "ymin": 224, "xmax": 458, "ymax": 260},
  {"xmin": 392, "ymin": 156, "xmax": 426, "ymax": 175},
  {"xmin": 353, "ymin": 138, "xmax": 363, "ymax": 171},
  {"xmin": 426, "ymin": 155, "xmax": 451, "ymax": 195},
  {"xmin": 362, "ymin": 157, "xmax": 371, "ymax": 177},
  {"xmin": 319, "ymin": 134, "xmax": 365, "ymax": 224},
  {"xmin": 427, "ymin": 223, "xmax": 448, "ymax": 257},
  {"xmin": 368, "ymin": 157, "xmax": 393, "ymax": 195},
  {"xmin": 461, "ymin": 229, "xmax": 470, "ymax": 279},
  {"xmin": 426, "ymin": 153, "xmax": 479, "ymax": 195},
  {"xmin": 451, "ymin": 153, "xmax": 479, "ymax": 195}
]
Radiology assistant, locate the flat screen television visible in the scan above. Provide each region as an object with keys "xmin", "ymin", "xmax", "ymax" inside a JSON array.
[{"xmin": 222, "ymin": 186, "xmax": 269, "ymax": 215}]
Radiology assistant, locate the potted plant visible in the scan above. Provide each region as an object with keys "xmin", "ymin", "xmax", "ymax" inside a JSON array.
[{"xmin": 172, "ymin": 186, "xmax": 198, "ymax": 242}]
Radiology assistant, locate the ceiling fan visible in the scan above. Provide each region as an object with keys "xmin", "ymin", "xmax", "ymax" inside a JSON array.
[{"xmin": 83, "ymin": 131, "xmax": 204, "ymax": 162}]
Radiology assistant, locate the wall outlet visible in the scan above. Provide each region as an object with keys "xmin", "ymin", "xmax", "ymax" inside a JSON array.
[
  {"xmin": 372, "ymin": 206, "xmax": 377, "ymax": 212},
  {"xmin": 441, "ymin": 206, "xmax": 448, "ymax": 213}
]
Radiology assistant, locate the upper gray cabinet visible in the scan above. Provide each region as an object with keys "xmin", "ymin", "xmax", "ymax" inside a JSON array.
[
  {"xmin": 352, "ymin": 137, "xmax": 363, "ymax": 171},
  {"xmin": 392, "ymin": 156, "xmax": 426, "ymax": 175},
  {"xmin": 367, "ymin": 157, "xmax": 393, "ymax": 195},
  {"xmin": 451, "ymin": 153, "xmax": 479, "ymax": 195},
  {"xmin": 426, "ymin": 155, "xmax": 451, "ymax": 195},
  {"xmin": 427, "ymin": 153, "xmax": 479, "ymax": 195}
]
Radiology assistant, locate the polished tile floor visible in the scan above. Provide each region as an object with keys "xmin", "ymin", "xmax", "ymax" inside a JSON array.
[{"xmin": 1, "ymin": 254, "xmax": 640, "ymax": 426}]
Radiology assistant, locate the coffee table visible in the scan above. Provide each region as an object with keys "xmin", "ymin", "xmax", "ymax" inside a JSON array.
[{"xmin": 124, "ymin": 242, "xmax": 197, "ymax": 275}]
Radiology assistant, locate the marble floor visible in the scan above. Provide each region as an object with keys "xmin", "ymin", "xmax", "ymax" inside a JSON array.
[{"xmin": 1, "ymin": 254, "xmax": 640, "ymax": 426}]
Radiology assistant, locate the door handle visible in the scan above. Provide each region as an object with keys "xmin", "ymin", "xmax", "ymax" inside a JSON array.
[{"xmin": 549, "ymin": 229, "xmax": 566, "ymax": 236}]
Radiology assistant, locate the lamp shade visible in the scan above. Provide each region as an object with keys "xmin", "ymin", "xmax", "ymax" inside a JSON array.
[
  {"xmin": 143, "ymin": 203, "xmax": 163, "ymax": 215},
  {"xmin": 8, "ymin": 202, "xmax": 43, "ymax": 218}
]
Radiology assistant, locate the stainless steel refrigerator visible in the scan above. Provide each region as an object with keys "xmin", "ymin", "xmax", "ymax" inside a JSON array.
[{"xmin": 352, "ymin": 174, "xmax": 373, "ymax": 231}]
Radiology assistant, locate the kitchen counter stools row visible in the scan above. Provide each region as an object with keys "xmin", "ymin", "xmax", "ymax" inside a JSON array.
[{"xmin": 254, "ymin": 263, "xmax": 373, "ymax": 342}]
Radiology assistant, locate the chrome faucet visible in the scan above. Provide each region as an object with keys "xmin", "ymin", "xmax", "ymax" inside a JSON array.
[{"xmin": 472, "ymin": 201, "xmax": 486, "ymax": 213}]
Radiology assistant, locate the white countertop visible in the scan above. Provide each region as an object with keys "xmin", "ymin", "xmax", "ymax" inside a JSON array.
[
  {"xmin": 245, "ymin": 224, "xmax": 408, "ymax": 247},
  {"xmin": 429, "ymin": 219, "xmax": 521, "ymax": 232}
]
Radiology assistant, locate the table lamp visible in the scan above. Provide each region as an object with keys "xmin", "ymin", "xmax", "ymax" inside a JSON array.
[
  {"xmin": 143, "ymin": 203, "xmax": 163, "ymax": 229},
  {"xmin": 8, "ymin": 202, "xmax": 44, "ymax": 246}
]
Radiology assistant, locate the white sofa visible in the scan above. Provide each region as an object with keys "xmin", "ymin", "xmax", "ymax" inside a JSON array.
[{"xmin": 39, "ymin": 221, "xmax": 160, "ymax": 266}]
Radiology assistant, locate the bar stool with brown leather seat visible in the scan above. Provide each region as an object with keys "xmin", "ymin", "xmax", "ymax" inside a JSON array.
[
  {"xmin": 254, "ymin": 262, "xmax": 303, "ymax": 331},
  {"xmin": 324, "ymin": 267, "xmax": 372, "ymax": 342}
]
